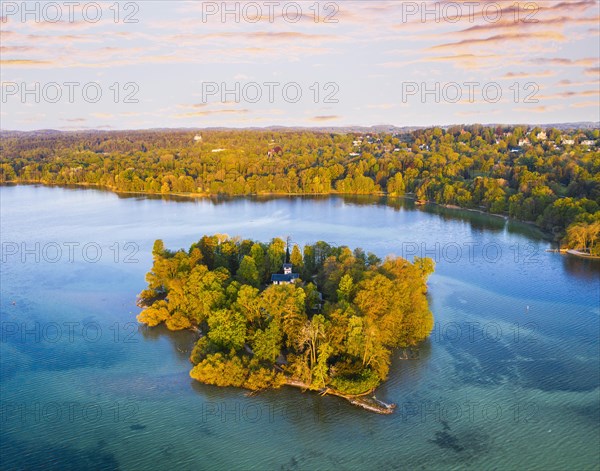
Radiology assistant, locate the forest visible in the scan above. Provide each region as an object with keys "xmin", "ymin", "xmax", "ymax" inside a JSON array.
[
  {"xmin": 1, "ymin": 126, "xmax": 599, "ymax": 253},
  {"xmin": 137, "ymin": 236, "xmax": 434, "ymax": 397}
]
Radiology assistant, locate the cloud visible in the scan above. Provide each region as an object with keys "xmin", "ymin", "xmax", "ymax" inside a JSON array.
[
  {"xmin": 537, "ymin": 89, "xmax": 599, "ymax": 100},
  {"xmin": 0, "ymin": 59, "xmax": 52, "ymax": 66},
  {"xmin": 501, "ymin": 70, "xmax": 556, "ymax": 79},
  {"xmin": 0, "ymin": 46, "xmax": 35, "ymax": 53},
  {"xmin": 1, "ymin": 43, "xmax": 332, "ymax": 69},
  {"xmin": 556, "ymin": 79, "xmax": 598, "ymax": 87},
  {"xmin": 309, "ymin": 115, "xmax": 340, "ymax": 122},
  {"xmin": 419, "ymin": 53, "xmax": 502, "ymax": 70},
  {"xmin": 533, "ymin": 57, "xmax": 598, "ymax": 67},
  {"xmin": 176, "ymin": 103, "xmax": 208, "ymax": 110},
  {"xmin": 1, "ymin": 30, "xmax": 102, "ymax": 45},
  {"xmin": 454, "ymin": 15, "xmax": 600, "ymax": 37},
  {"xmin": 165, "ymin": 31, "xmax": 339, "ymax": 47},
  {"xmin": 572, "ymin": 101, "xmax": 599, "ymax": 108},
  {"xmin": 174, "ymin": 109, "xmax": 250, "ymax": 118},
  {"xmin": 514, "ymin": 105, "xmax": 563, "ymax": 113},
  {"xmin": 429, "ymin": 31, "xmax": 567, "ymax": 52}
]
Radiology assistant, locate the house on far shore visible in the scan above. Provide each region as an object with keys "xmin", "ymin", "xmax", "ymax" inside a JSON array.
[
  {"xmin": 271, "ymin": 263, "xmax": 300, "ymax": 285},
  {"xmin": 267, "ymin": 146, "xmax": 283, "ymax": 158}
]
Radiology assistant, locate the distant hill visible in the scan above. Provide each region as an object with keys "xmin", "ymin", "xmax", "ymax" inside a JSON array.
[{"xmin": 0, "ymin": 122, "xmax": 598, "ymax": 136}]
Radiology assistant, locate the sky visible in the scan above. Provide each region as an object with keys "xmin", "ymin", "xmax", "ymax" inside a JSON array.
[{"xmin": 1, "ymin": 0, "xmax": 599, "ymax": 130}]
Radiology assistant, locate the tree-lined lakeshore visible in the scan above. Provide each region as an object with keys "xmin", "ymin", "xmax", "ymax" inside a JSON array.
[
  {"xmin": 137, "ymin": 235, "xmax": 435, "ymax": 412},
  {"xmin": 1, "ymin": 126, "xmax": 599, "ymax": 253}
]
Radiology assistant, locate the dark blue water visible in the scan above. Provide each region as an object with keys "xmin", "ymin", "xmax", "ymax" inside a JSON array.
[{"xmin": 1, "ymin": 185, "xmax": 598, "ymax": 470}]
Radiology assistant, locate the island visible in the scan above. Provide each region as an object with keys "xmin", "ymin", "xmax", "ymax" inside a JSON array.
[{"xmin": 137, "ymin": 235, "xmax": 435, "ymax": 413}]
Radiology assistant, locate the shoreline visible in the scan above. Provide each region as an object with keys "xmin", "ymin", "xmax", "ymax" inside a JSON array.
[
  {"xmin": 283, "ymin": 379, "xmax": 396, "ymax": 415},
  {"xmin": 1, "ymin": 181, "xmax": 556, "ymax": 239},
  {"xmin": 566, "ymin": 249, "xmax": 600, "ymax": 260},
  {"xmin": 546, "ymin": 248, "xmax": 600, "ymax": 260}
]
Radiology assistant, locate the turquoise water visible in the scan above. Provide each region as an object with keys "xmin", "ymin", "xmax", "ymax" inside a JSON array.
[{"xmin": 1, "ymin": 185, "xmax": 598, "ymax": 471}]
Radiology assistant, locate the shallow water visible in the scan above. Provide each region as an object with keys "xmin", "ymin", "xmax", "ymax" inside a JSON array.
[{"xmin": 1, "ymin": 185, "xmax": 598, "ymax": 470}]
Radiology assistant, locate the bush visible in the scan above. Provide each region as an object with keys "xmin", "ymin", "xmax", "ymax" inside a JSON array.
[
  {"xmin": 329, "ymin": 369, "xmax": 381, "ymax": 395},
  {"xmin": 244, "ymin": 366, "xmax": 285, "ymax": 390},
  {"xmin": 189, "ymin": 353, "xmax": 247, "ymax": 387}
]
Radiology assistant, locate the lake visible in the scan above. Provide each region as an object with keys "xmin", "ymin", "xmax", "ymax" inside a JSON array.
[{"xmin": 1, "ymin": 184, "xmax": 598, "ymax": 470}]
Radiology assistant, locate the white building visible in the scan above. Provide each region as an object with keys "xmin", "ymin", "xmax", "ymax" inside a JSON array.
[{"xmin": 271, "ymin": 263, "xmax": 300, "ymax": 285}]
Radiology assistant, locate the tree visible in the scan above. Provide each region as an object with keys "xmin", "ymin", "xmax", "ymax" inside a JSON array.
[
  {"xmin": 190, "ymin": 353, "xmax": 247, "ymax": 387},
  {"xmin": 387, "ymin": 173, "xmax": 405, "ymax": 196},
  {"xmin": 166, "ymin": 311, "xmax": 192, "ymax": 330},
  {"xmin": 252, "ymin": 321, "xmax": 282, "ymax": 363},
  {"xmin": 152, "ymin": 239, "xmax": 165, "ymax": 258},
  {"xmin": 566, "ymin": 223, "xmax": 588, "ymax": 251},
  {"xmin": 198, "ymin": 235, "xmax": 218, "ymax": 269},
  {"xmin": 303, "ymin": 282, "xmax": 321, "ymax": 312},
  {"xmin": 267, "ymin": 238, "xmax": 286, "ymax": 274},
  {"xmin": 298, "ymin": 314, "xmax": 328, "ymax": 376},
  {"xmin": 236, "ymin": 255, "xmax": 260, "ymax": 287},
  {"xmin": 250, "ymin": 243, "xmax": 267, "ymax": 282},
  {"xmin": 183, "ymin": 264, "xmax": 227, "ymax": 324},
  {"xmin": 312, "ymin": 342, "xmax": 333, "ymax": 389},
  {"xmin": 207, "ymin": 309, "xmax": 247, "ymax": 351},
  {"xmin": 354, "ymin": 318, "xmax": 390, "ymax": 380},
  {"xmin": 290, "ymin": 244, "xmax": 304, "ymax": 269},
  {"xmin": 260, "ymin": 284, "xmax": 307, "ymax": 348},
  {"xmin": 137, "ymin": 300, "xmax": 169, "ymax": 327},
  {"xmin": 234, "ymin": 285, "xmax": 262, "ymax": 324},
  {"xmin": 565, "ymin": 221, "xmax": 600, "ymax": 254},
  {"xmin": 345, "ymin": 316, "xmax": 365, "ymax": 358},
  {"xmin": 337, "ymin": 273, "xmax": 354, "ymax": 303},
  {"xmin": 354, "ymin": 274, "xmax": 396, "ymax": 321}
]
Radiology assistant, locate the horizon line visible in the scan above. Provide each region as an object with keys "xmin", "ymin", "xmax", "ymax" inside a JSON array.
[{"xmin": 2, "ymin": 121, "xmax": 599, "ymax": 134}]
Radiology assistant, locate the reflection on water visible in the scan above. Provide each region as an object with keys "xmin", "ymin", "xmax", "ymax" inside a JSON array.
[
  {"xmin": 562, "ymin": 253, "xmax": 600, "ymax": 279},
  {"xmin": 140, "ymin": 324, "xmax": 200, "ymax": 360}
]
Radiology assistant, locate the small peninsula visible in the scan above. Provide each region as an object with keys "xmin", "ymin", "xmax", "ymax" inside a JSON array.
[{"xmin": 137, "ymin": 235, "xmax": 435, "ymax": 413}]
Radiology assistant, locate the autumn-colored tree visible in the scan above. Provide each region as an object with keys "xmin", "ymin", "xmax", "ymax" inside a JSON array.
[
  {"xmin": 207, "ymin": 309, "xmax": 247, "ymax": 351},
  {"xmin": 267, "ymin": 238, "xmax": 286, "ymax": 275},
  {"xmin": 290, "ymin": 244, "xmax": 304, "ymax": 270},
  {"xmin": 236, "ymin": 255, "xmax": 260, "ymax": 288}
]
